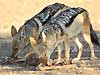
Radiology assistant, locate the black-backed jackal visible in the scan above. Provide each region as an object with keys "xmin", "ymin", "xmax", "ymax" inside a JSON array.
[
  {"xmin": 30, "ymin": 7, "xmax": 100, "ymax": 65},
  {"xmin": 10, "ymin": 3, "xmax": 66, "ymax": 58},
  {"xmin": 11, "ymin": 3, "xmax": 100, "ymax": 66}
]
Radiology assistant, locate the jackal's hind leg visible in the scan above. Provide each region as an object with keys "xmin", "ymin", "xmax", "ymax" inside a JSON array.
[
  {"xmin": 83, "ymin": 33, "xmax": 98, "ymax": 60},
  {"xmin": 72, "ymin": 37, "xmax": 83, "ymax": 63},
  {"xmin": 83, "ymin": 12, "xmax": 98, "ymax": 60}
]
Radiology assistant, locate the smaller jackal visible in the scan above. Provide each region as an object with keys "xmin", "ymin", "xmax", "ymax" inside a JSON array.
[
  {"xmin": 10, "ymin": 3, "xmax": 66, "ymax": 58},
  {"xmin": 30, "ymin": 7, "xmax": 100, "ymax": 65}
]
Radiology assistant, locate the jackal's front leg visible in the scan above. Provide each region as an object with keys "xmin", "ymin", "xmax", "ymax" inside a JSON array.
[
  {"xmin": 64, "ymin": 36, "xmax": 71, "ymax": 64},
  {"xmin": 72, "ymin": 37, "xmax": 83, "ymax": 63},
  {"xmin": 45, "ymin": 55, "xmax": 52, "ymax": 66},
  {"xmin": 55, "ymin": 45, "xmax": 62, "ymax": 64},
  {"xmin": 45, "ymin": 49, "xmax": 55, "ymax": 66}
]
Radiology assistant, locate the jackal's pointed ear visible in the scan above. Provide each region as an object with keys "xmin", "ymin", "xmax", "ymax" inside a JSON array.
[
  {"xmin": 11, "ymin": 25, "xmax": 17, "ymax": 37},
  {"xmin": 42, "ymin": 32, "xmax": 47, "ymax": 42},
  {"xmin": 30, "ymin": 37, "xmax": 37, "ymax": 47}
]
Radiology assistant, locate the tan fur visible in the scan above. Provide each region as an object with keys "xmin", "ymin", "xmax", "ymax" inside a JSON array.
[
  {"xmin": 82, "ymin": 12, "xmax": 96, "ymax": 59},
  {"xmin": 30, "ymin": 37, "xmax": 37, "ymax": 46},
  {"xmin": 30, "ymin": 10, "xmax": 98, "ymax": 65},
  {"xmin": 30, "ymin": 36, "xmax": 47, "ymax": 58},
  {"xmin": 42, "ymin": 32, "xmax": 47, "ymax": 43},
  {"xmin": 71, "ymin": 11, "xmax": 97, "ymax": 62},
  {"xmin": 11, "ymin": 25, "xmax": 17, "ymax": 37}
]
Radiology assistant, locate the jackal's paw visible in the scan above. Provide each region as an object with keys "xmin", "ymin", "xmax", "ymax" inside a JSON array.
[
  {"xmin": 38, "ymin": 63, "xmax": 45, "ymax": 67},
  {"xmin": 91, "ymin": 56, "xmax": 99, "ymax": 60},
  {"xmin": 64, "ymin": 59, "xmax": 72, "ymax": 65},
  {"xmin": 72, "ymin": 58, "xmax": 80, "ymax": 63},
  {"xmin": 55, "ymin": 59, "xmax": 64, "ymax": 66},
  {"xmin": 47, "ymin": 59, "xmax": 53, "ymax": 66}
]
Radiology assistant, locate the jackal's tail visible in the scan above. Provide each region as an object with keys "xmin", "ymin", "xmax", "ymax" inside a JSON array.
[{"xmin": 90, "ymin": 24, "xmax": 100, "ymax": 47}]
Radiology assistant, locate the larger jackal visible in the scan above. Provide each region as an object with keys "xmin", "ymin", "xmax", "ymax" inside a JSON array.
[
  {"xmin": 30, "ymin": 7, "xmax": 100, "ymax": 65},
  {"xmin": 11, "ymin": 3, "xmax": 67, "ymax": 58}
]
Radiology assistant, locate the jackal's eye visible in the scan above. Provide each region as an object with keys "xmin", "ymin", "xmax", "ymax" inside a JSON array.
[{"xmin": 19, "ymin": 36, "xmax": 25, "ymax": 41}]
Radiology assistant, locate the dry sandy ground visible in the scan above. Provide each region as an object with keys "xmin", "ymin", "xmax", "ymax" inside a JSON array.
[
  {"xmin": 0, "ymin": 32, "xmax": 100, "ymax": 75},
  {"xmin": 0, "ymin": 64, "xmax": 100, "ymax": 75}
]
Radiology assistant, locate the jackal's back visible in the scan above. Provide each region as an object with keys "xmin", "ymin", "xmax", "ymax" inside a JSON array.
[
  {"xmin": 18, "ymin": 3, "xmax": 65, "ymax": 37},
  {"xmin": 42, "ymin": 7, "xmax": 86, "ymax": 36}
]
